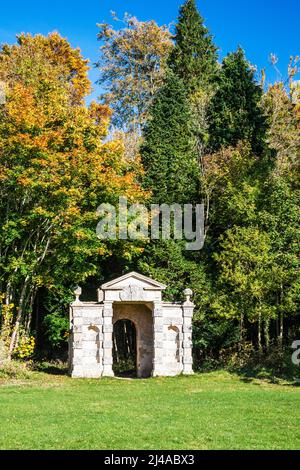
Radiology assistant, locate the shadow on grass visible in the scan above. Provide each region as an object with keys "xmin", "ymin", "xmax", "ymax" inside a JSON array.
[
  {"xmin": 230, "ymin": 365, "xmax": 300, "ymax": 387},
  {"xmin": 33, "ymin": 362, "xmax": 69, "ymax": 376},
  {"xmin": 196, "ymin": 347, "xmax": 300, "ymax": 387},
  {"xmin": 196, "ymin": 361, "xmax": 300, "ymax": 387}
]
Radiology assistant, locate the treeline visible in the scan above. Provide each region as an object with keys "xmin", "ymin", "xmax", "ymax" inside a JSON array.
[{"xmin": 0, "ymin": 1, "xmax": 299, "ymax": 372}]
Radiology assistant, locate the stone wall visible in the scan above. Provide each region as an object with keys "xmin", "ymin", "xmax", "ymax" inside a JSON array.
[{"xmin": 70, "ymin": 303, "xmax": 104, "ymax": 378}]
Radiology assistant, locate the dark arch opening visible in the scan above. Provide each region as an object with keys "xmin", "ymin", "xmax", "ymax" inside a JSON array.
[{"xmin": 113, "ymin": 319, "xmax": 137, "ymax": 377}]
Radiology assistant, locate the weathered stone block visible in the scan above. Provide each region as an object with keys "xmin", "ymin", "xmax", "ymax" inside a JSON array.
[
  {"xmin": 73, "ymin": 325, "xmax": 82, "ymax": 334},
  {"xmin": 153, "ymin": 341, "xmax": 164, "ymax": 349},
  {"xmin": 103, "ymin": 357, "xmax": 113, "ymax": 366},
  {"xmin": 103, "ymin": 324, "xmax": 113, "ymax": 333},
  {"xmin": 153, "ymin": 324, "xmax": 164, "ymax": 333},
  {"xmin": 82, "ymin": 317, "xmax": 103, "ymax": 325},
  {"xmin": 73, "ymin": 317, "xmax": 83, "ymax": 326}
]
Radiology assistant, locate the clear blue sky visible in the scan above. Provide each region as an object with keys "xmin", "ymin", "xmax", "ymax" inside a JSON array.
[{"xmin": 1, "ymin": 0, "xmax": 299, "ymax": 102}]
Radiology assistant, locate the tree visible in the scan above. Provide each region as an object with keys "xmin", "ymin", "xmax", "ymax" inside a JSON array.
[
  {"xmin": 138, "ymin": 67, "xmax": 203, "ymax": 340},
  {"xmin": 137, "ymin": 239, "xmax": 212, "ymax": 310},
  {"xmin": 261, "ymin": 82, "xmax": 300, "ymax": 183},
  {"xmin": 97, "ymin": 13, "xmax": 173, "ymax": 132},
  {"xmin": 259, "ymin": 77, "xmax": 300, "ymax": 346},
  {"xmin": 199, "ymin": 141, "xmax": 258, "ymax": 239},
  {"xmin": 168, "ymin": 0, "xmax": 218, "ymax": 93},
  {"xmin": 259, "ymin": 176, "xmax": 300, "ymax": 346},
  {"xmin": 208, "ymin": 47, "xmax": 267, "ymax": 154},
  {"xmin": 0, "ymin": 33, "xmax": 146, "ymax": 358},
  {"xmin": 141, "ymin": 71, "xmax": 199, "ymax": 205},
  {"xmin": 169, "ymin": 0, "xmax": 218, "ymax": 158},
  {"xmin": 214, "ymin": 226, "xmax": 275, "ymax": 350}
]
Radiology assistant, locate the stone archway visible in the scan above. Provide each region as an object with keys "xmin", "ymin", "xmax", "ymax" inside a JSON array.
[
  {"xmin": 113, "ymin": 303, "xmax": 154, "ymax": 378},
  {"xmin": 70, "ymin": 271, "xmax": 195, "ymax": 378}
]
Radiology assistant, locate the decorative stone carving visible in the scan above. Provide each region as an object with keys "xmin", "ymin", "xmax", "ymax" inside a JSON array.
[
  {"xmin": 120, "ymin": 285, "xmax": 145, "ymax": 301},
  {"xmin": 73, "ymin": 286, "xmax": 82, "ymax": 304},
  {"xmin": 183, "ymin": 288, "xmax": 193, "ymax": 305}
]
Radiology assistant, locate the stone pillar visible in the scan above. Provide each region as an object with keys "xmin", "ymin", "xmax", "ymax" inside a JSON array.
[
  {"xmin": 152, "ymin": 302, "xmax": 164, "ymax": 377},
  {"xmin": 102, "ymin": 301, "xmax": 114, "ymax": 377},
  {"xmin": 182, "ymin": 289, "xmax": 194, "ymax": 375},
  {"xmin": 70, "ymin": 304, "xmax": 84, "ymax": 377}
]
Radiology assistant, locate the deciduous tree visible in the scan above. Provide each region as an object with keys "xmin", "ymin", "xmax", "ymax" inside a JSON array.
[{"xmin": 0, "ymin": 33, "xmax": 145, "ymax": 358}]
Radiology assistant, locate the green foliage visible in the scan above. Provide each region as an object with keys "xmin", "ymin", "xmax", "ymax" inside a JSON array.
[
  {"xmin": 168, "ymin": 0, "xmax": 218, "ymax": 93},
  {"xmin": 43, "ymin": 313, "xmax": 69, "ymax": 350},
  {"xmin": 214, "ymin": 226, "xmax": 275, "ymax": 322},
  {"xmin": 259, "ymin": 175, "xmax": 300, "ymax": 320},
  {"xmin": 193, "ymin": 318, "xmax": 240, "ymax": 363},
  {"xmin": 208, "ymin": 47, "xmax": 267, "ymax": 154},
  {"xmin": 138, "ymin": 240, "xmax": 211, "ymax": 309},
  {"xmin": 168, "ymin": 0, "xmax": 218, "ymax": 156},
  {"xmin": 141, "ymin": 71, "xmax": 199, "ymax": 204}
]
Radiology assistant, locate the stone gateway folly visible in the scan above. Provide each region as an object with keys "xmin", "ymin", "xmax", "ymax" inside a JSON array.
[{"xmin": 69, "ymin": 272, "xmax": 194, "ymax": 378}]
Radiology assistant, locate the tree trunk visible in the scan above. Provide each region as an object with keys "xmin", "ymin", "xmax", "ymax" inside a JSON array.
[
  {"xmin": 264, "ymin": 319, "xmax": 270, "ymax": 351},
  {"xmin": 278, "ymin": 311, "xmax": 284, "ymax": 348},
  {"xmin": 239, "ymin": 311, "xmax": 244, "ymax": 352},
  {"xmin": 9, "ymin": 276, "xmax": 30, "ymax": 356},
  {"xmin": 25, "ymin": 289, "xmax": 36, "ymax": 335},
  {"xmin": 278, "ymin": 285, "xmax": 284, "ymax": 348},
  {"xmin": 258, "ymin": 312, "xmax": 262, "ymax": 352}
]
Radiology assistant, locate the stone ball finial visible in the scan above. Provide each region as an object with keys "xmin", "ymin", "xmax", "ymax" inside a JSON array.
[
  {"xmin": 74, "ymin": 286, "xmax": 82, "ymax": 303},
  {"xmin": 184, "ymin": 288, "xmax": 193, "ymax": 303}
]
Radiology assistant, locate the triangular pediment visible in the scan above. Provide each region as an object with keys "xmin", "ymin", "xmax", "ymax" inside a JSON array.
[{"xmin": 101, "ymin": 271, "xmax": 166, "ymax": 290}]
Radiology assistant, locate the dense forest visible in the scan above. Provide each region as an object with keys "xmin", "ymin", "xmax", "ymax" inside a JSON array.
[{"xmin": 0, "ymin": 0, "xmax": 299, "ymax": 376}]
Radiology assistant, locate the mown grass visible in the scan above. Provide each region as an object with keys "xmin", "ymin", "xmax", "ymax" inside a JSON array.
[{"xmin": 0, "ymin": 366, "xmax": 299, "ymax": 450}]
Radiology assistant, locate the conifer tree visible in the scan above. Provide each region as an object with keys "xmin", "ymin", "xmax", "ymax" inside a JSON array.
[
  {"xmin": 141, "ymin": 71, "xmax": 199, "ymax": 205},
  {"xmin": 168, "ymin": 0, "xmax": 218, "ymax": 93},
  {"xmin": 208, "ymin": 47, "xmax": 267, "ymax": 154}
]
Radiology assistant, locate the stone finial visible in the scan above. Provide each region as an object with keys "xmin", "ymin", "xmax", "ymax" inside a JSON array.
[
  {"xmin": 74, "ymin": 286, "xmax": 82, "ymax": 303},
  {"xmin": 183, "ymin": 288, "xmax": 193, "ymax": 304}
]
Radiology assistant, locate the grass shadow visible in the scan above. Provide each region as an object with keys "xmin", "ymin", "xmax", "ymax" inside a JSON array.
[
  {"xmin": 230, "ymin": 365, "xmax": 300, "ymax": 387},
  {"xmin": 33, "ymin": 362, "xmax": 69, "ymax": 376}
]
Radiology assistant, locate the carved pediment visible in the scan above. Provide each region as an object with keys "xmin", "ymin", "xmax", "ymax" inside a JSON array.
[
  {"xmin": 101, "ymin": 271, "xmax": 166, "ymax": 291},
  {"xmin": 120, "ymin": 285, "xmax": 145, "ymax": 301}
]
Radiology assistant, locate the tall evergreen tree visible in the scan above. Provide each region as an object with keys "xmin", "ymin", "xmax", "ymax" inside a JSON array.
[
  {"xmin": 141, "ymin": 71, "xmax": 199, "ymax": 205},
  {"xmin": 208, "ymin": 47, "xmax": 267, "ymax": 154},
  {"xmin": 168, "ymin": 0, "xmax": 218, "ymax": 93}
]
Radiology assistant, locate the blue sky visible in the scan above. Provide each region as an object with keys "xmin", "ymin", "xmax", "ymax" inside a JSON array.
[{"xmin": 1, "ymin": 0, "xmax": 299, "ymax": 102}]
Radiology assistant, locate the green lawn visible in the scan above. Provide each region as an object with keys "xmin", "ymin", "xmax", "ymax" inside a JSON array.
[{"xmin": 0, "ymin": 369, "xmax": 299, "ymax": 450}]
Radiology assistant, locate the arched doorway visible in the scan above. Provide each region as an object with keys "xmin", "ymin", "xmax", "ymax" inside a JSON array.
[
  {"xmin": 113, "ymin": 319, "xmax": 137, "ymax": 377},
  {"xmin": 113, "ymin": 303, "xmax": 154, "ymax": 378}
]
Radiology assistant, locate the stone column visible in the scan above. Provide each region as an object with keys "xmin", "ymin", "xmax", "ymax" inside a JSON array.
[
  {"xmin": 70, "ymin": 304, "xmax": 84, "ymax": 377},
  {"xmin": 182, "ymin": 289, "xmax": 194, "ymax": 375},
  {"xmin": 102, "ymin": 301, "xmax": 114, "ymax": 377},
  {"xmin": 152, "ymin": 302, "xmax": 164, "ymax": 377}
]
